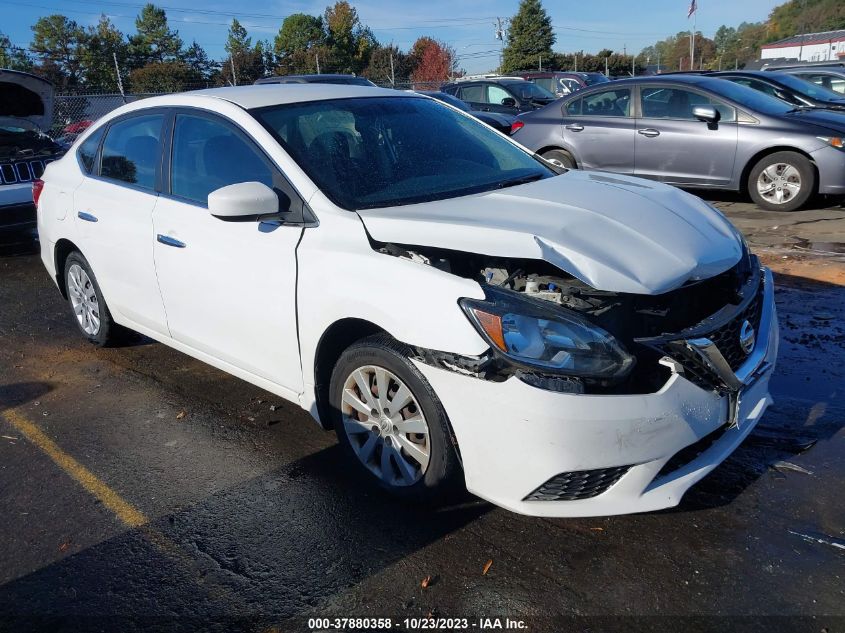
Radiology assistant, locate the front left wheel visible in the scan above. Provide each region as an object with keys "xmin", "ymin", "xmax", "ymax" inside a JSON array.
[{"xmin": 329, "ymin": 334, "xmax": 461, "ymax": 498}]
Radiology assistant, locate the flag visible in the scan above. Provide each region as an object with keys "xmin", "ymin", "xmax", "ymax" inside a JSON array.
[{"xmin": 687, "ymin": 0, "xmax": 697, "ymax": 18}]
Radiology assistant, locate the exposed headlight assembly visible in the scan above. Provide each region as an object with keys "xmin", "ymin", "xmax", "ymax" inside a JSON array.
[{"xmin": 460, "ymin": 287, "xmax": 635, "ymax": 380}]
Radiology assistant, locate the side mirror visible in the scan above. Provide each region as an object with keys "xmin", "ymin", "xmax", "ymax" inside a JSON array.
[
  {"xmin": 208, "ymin": 182, "xmax": 279, "ymax": 219},
  {"xmin": 500, "ymin": 97, "xmax": 517, "ymax": 108},
  {"xmin": 692, "ymin": 105, "xmax": 721, "ymax": 124}
]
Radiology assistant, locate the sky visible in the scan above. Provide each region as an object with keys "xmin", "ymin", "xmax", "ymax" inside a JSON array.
[{"xmin": 0, "ymin": 0, "xmax": 784, "ymax": 74}]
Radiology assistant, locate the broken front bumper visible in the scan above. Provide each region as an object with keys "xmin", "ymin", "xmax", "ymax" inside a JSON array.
[{"xmin": 414, "ymin": 268, "xmax": 778, "ymax": 518}]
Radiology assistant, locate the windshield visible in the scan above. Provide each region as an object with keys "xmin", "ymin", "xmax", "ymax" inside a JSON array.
[
  {"xmin": 509, "ymin": 82, "xmax": 555, "ymax": 101},
  {"xmin": 583, "ymin": 74, "xmax": 610, "ymax": 86},
  {"xmin": 254, "ymin": 96, "xmax": 553, "ymax": 210},
  {"xmin": 771, "ymin": 73, "xmax": 845, "ymax": 101},
  {"xmin": 702, "ymin": 79, "xmax": 795, "ymax": 115}
]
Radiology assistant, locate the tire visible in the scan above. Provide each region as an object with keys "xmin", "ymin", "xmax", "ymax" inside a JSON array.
[
  {"xmin": 329, "ymin": 333, "xmax": 461, "ymax": 499},
  {"xmin": 541, "ymin": 149, "xmax": 577, "ymax": 169},
  {"xmin": 63, "ymin": 251, "xmax": 124, "ymax": 346},
  {"xmin": 747, "ymin": 151, "xmax": 815, "ymax": 212}
]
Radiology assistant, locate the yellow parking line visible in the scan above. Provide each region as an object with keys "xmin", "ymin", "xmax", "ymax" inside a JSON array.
[{"xmin": 2, "ymin": 409, "xmax": 148, "ymax": 529}]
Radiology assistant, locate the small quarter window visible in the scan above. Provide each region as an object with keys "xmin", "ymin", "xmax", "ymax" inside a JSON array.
[{"xmin": 77, "ymin": 126, "xmax": 105, "ymax": 174}]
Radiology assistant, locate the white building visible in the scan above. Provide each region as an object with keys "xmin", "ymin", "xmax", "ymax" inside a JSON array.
[{"xmin": 760, "ymin": 29, "xmax": 845, "ymax": 62}]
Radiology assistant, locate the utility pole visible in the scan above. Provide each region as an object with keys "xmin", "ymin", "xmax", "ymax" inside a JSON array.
[
  {"xmin": 389, "ymin": 54, "xmax": 395, "ymax": 87},
  {"xmin": 657, "ymin": 49, "xmax": 660, "ymax": 73},
  {"xmin": 539, "ymin": 54, "xmax": 542, "ymax": 71},
  {"xmin": 605, "ymin": 55, "xmax": 609, "ymax": 76},
  {"xmin": 494, "ymin": 18, "xmax": 508, "ymax": 71},
  {"xmin": 112, "ymin": 51, "xmax": 126, "ymax": 102},
  {"xmin": 316, "ymin": 52, "xmax": 321, "ymax": 74},
  {"xmin": 632, "ymin": 53, "xmax": 635, "ymax": 77},
  {"xmin": 230, "ymin": 55, "xmax": 237, "ymax": 86},
  {"xmin": 574, "ymin": 53, "xmax": 577, "ymax": 72}
]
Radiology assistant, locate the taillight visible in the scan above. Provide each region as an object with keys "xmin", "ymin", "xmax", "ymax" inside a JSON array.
[
  {"xmin": 32, "ymin": 179, "xmax": 44, "ymax": 207},
  {"xmin": 510, "ymin": 120, "xmax": 524, "ymax": 135}
]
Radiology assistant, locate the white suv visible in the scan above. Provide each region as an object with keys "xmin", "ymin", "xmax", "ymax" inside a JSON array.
[{"xmin": 36, "ymin": 85, "xmax": 778, "ymax": 517}]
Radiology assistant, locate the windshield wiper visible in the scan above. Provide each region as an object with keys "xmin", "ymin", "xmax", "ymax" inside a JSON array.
[{"xmin": 496, "ymin": 173, "xmax": 545, "ymax": 189}]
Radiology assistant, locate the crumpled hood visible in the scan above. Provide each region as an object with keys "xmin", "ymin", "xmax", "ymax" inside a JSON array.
[{"xmin": 356, "ymin": 170, "xmax": 742, "ymax": 295}]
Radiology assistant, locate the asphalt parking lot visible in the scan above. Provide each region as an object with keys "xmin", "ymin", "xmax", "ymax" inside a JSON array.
[{"xmin": 1, "ymin": 196, "xmax": 844, "ymax": 632}]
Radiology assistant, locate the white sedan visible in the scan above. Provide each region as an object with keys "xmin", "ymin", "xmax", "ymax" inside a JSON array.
[{"xmin": 35, "ymin": 84, "xmax": 778, "ymax": 517}]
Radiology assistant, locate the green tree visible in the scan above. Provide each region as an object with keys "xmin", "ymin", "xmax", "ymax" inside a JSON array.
[
  {"xmin": 501, "ymin": 0, "xmax": 555, "ymax": 73},
  {"xmin": 0, "ymin": 32, "xmax": 33, "ymax": 71},
  {"xmin": 274, "ymin": 13, "xmax": 324, "ymax": 58},
  {"xmin": 364, "ymin": 44, "xmax": 410, "ymax": 86},
  {"xmin": 129, "ymin": 4, "xmax": 183, "ymax": 67},
  {"xmin": 323, "ymin": 1, "xmax": 377, "ymax": 73},
  {"xmin": 128, "ymin": 60, "xmax": 198, "ymax": 92},
  {"xmin": 80, "ymin": 15, "xmax": 128, "ymax": 91},
  {"xmin": 222, "ymin": 19, "xmax": 266, "ymax": 85},
  {"xmin": 30, "ymin": 15, "xmax": 86, "ymax": 88},
  {"xmin": 184, "ymin": 40, "xmax": 216, "ymax": 82}
]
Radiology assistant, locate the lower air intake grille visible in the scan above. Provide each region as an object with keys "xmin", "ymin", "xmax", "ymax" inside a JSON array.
[{"xmin": 524, "ymin": 466, "xmax": 631, "ymax": 501}]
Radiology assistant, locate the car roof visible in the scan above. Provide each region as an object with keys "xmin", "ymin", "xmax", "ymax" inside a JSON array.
[
  {"xmin": 187, "ymin": 83, "xmax": 410, "ymax": 109},
  {"xmin": 600, "ymin": 74, "xmax": 723, "ymax": 88}
]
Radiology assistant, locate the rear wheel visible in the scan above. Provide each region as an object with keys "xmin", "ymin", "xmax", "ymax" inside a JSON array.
[
  {"xmin": 329, "ymin": 334, "xmax": 461, "ymax": 498},
  {"xmin": 541, "ymin": 149, "xmax": 576, "ymax": 169},
  {"xmin": 748, "ymin": 151, "xmax": 815, "ymax": 212},
  {"xmin": 63, "ymin": 252, "xmax": 124, "ymax": 346}
]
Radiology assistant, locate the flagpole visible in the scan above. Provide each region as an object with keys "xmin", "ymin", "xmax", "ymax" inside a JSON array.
[{"xmin": 690, "ymin": 4, "xmax": 697, "ymax": 70}]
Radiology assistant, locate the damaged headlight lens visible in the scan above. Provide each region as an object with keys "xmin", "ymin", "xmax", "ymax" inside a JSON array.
[{"xmin": 460, "ymin": 288, "xmax": 635, "ymax": 379}]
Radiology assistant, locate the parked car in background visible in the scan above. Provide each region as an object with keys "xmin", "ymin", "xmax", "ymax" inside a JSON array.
[
  {"xmin": 511, "ymin": 74, "xmax": 845, "ymax": 211},
  {"xmin": 515, "ymin": 71, "xmax": 609, "ymax": 98},
  {"xmin": 255, "ymin": 74, "xmax": 376, "ymax": 87},
  {"xmin": 771, "ymin": 67, "xmax": 845, "ymax": 96},
  {"xmin": 441, "ymin": 77, "xmax": 555, "ymax": 115},
  {"xmin": 706, "ymin": 70, "xmax": 845, "ymax": 110},
  {"xmin": 36, "ymin": 84, "xmax": 778, "ymax": 517},
  {"xmin": 414, "ymin": 90, "xmax": 516, "ymax": 134},
  {"xmin": 1, "ymin": 69, "xmax": 63, "ymax": 233}
]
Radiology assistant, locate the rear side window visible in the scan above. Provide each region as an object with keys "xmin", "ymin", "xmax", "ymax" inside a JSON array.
[
  {"xmin": 459, "ymin": 85, "xmax": 484, "ymax": 102},
  {"xmin": 570, "ymin": 88, "xmax": 631, "ymax": 117},
  {"xmin": 77, "ymin": 126, "xmax": 105, "ymax": 174},
  {"xmin": 487, "ymin": 85, "xmax": 511, "ymax": 105},
  {"xmin": 100, "ymin": 114, "xmax": 164, "ymax": 190},
  {"xmin": 170, "ymin": 113, "xmax": 274, "ymax": 205}
]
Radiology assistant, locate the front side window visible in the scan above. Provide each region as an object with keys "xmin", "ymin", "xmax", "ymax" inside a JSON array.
[
  {"xmin": 170, "ymin": 114, "xmax": 274, "ymax": 205},
  {"xmin": 77, "ymin": 126, "xmax": 105, "ymax": 174},
  {"xmin": 254, "ymin": 96, "xmax": 553, "ymax": 210},
  {"xmin": 572, "ymin": 88, "xmax": 631, "ymax": 117},
  {"xmin": 641, "ymin": 87, "xmax": 736, "ymax": 122},
  {"xmin": 100, "ymin": 113, "xmax": 164, "ymax": 189}
]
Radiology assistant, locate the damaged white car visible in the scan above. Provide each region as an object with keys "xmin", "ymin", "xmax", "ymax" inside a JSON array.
[{"xmin": 36, "ymin": 85, "xmax": 778, "ymax": 517}]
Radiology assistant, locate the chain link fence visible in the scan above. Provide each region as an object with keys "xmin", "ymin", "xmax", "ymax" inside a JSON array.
[{"xmin": 52, "ymin": 80, "xmax": 445, "ymax": 144}]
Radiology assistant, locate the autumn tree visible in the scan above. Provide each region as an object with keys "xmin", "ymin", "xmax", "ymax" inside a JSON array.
[
  {"xmin": 502, "ymin": 0, "xmax": 555, "ymax": 73},
  {"xmin": 409, "ymin": 37, "xmax": 456, "ymax": 86}
]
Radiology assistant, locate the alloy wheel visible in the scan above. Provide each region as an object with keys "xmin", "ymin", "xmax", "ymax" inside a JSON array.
[
  {"xmin": 67, "ymin": 263, "xmax": 100, "ymax": 335},
  {"xmin": 340, "ymin": 365, "xmax": 431, "ymax": 486},
  {"xmin": 757, "ymin": 163, "xmax": 802, "ymax": 206}
]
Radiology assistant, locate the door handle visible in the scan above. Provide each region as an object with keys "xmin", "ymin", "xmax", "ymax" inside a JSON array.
[
  {"xmin": 157, "ymin": 234, "xmax": 186, "ymax": 248},
  {"xmin": 77, "ymin": 211, "xmax": 98, "ymax": 222},
  {"xmin": 638, "ymin": 128, "xmax": 660, "ymax": 137},
  {"xmin": 565, "ymin": 124, "xmax": 584, "ymax": 131}
]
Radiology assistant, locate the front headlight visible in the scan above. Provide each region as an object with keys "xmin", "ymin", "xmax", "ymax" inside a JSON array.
[{"xmin": 460, "ymin": 287, "xmax": 635, "ymax": 379}]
